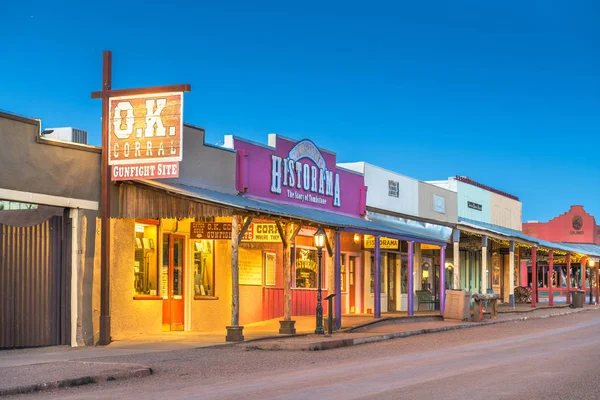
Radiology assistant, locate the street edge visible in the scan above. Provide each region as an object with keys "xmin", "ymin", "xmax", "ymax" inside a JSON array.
[
  {"xmin": 245, "ymin": 307, "xmax": 598, "ymax": 351},
  {"xmin": 0, "ymin": 364, "xmax": 152, "ymax": 398}
]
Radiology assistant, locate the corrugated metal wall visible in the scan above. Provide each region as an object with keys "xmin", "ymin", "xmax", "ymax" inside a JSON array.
[{"xmin": 0, "ymin": 215, "xmax": 70, "ymax": 348}]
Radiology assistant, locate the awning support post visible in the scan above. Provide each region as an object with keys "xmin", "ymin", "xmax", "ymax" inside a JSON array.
[
  {"xmin": 440, "ymin": 245, "xmax": 446, "ymax": 314},
  {"xmin": 226, "ymin": 215, "xmax": 244, "ymax": 342},
  {"xmin": 508, "ymin": 241, "xmax": 515, "ymax": 307},
  {"xmin": 408, "ymin": 241, "xmax": 414, "ymax": 316},
  {"xmin": 566, "ymin": 253, "xmax": 571, "ymax": 304},
  {"xmin": 374, "ymin": 235, "xmax": 381, "ymax": 318},
  {"xmin": 334, "ymin": 230, "xmax": 341, "ymax": 330},
  {"xmin": 548, "ymin": 250, "xmax": 554, "ymax": 306},
  {"xmin": 531, "ymin": 247, "xmax": 537, "ymax": 308}
]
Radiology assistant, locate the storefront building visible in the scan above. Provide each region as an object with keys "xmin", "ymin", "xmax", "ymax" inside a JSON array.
[
  {"xmin": 428, "ymin": 176, "xmax": 524, "ymax": 303},
  {"xmin": 224, "ymin": 134, "xmax": 452, "ymax": 331},
  {"xmin": 337, "ymin": 162, "xmax": 455, "ymax": 313},
  {"xmin": 523, "ymin": 206, "xmax": 600, "ymax": 302},
  {"xmin": 0, "ymin": 110, "xmax": 100, "ymax": 348}
]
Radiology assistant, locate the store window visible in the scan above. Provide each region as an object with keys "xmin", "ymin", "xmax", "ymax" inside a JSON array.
[
  {"xmin": 369, "ymin": 254, "xmax": 384, "ymax": 293},
  {"xmin": 193, "ymin": 240, "xmax": 214, "ymax": 297},
  {"xmin": 295, "ymin": 247, "xmax": 322, "ymax": 289},
  {"xmin": 134, "ymin": 221, "xmax": 158, "ymax": 296}
]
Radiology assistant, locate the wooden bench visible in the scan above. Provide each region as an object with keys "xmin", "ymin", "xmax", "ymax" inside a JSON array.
[{"xmin": 472, "ymin": 293, "xmax": 500, "ymax": 322}]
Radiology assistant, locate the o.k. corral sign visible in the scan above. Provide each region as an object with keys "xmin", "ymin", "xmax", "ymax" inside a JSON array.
[{"xmin": 109, "ymin": 92, "xmax": 184, "ymax": 181}]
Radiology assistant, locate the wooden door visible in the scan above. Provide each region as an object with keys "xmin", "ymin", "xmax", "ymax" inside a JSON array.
[
  {"xmin": 162, "ymin": 234, "xmax": 185, "ymax": 331},
  {"xmin": 349, "ymin": 256, "xmax": 356, "ymax": 313}
]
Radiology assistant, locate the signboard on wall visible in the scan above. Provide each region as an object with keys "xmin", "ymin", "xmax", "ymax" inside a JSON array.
[
  {"xmin": 241, "ymin": 223, "xmax": 282, "ymax": 243},
  {"xmin": 363, "ymin": 235, "xmax": 399, "ymax": 250},
  {"xmin": 239, "ymin": 248, "xmax": 263, "ymax": 285},
  {"xmin": 191, "ymin": 222, "xmax": 231, "ymax": 240},
  {"xmin": 109, "ymin": 92, "xmax": 183, "ymax": 181},
  {"xmin": 467, "ymin": 201, "xmax": 482, "ymax": 211},
  {"xmin": 229, "ymin": 135, "xmax": 367, "ymax": 217}
]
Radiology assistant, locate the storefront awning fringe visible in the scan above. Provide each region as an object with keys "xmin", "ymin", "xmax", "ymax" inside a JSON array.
[{"xmin": 119, "ymin": 183, "xmax": 233, "ymax": 219}]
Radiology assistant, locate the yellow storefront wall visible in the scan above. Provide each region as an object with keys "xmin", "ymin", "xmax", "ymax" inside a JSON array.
[{"xmin": 109, "ymin": 216, "xmax": 276, "ymax": 339}]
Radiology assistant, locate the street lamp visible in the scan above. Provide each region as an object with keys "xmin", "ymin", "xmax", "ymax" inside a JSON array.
[{"xmin": 313, "ymin": 227, "xmax": 326, "ymax": 335}]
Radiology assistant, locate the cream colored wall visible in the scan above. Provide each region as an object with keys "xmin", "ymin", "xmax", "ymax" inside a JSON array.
[
  {"xmin": 490, "ymin": 192, "xmax": 522, "ymax": 231},
  {"xmin": 110, "ymin": 219, "xmax": 162, "ymax": 340}
]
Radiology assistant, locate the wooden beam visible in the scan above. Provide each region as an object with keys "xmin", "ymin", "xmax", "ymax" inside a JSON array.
[
  {"xmin": 275, "ymin": 221, "xmax": 287, "ymax": 248},
  {"xmin": 238, "ymin": 216, "xmax": 253, "ymax": 242},
  {"xmin": 324, "ymin": 230, "xmax": 333, "ymax": 255},
  {"xmin": 290, "ymin": 224, "xmax": 302, "ymax": 241},
  {"xmin": 91, "ymin": 83, "xmax": 191, "ymax": 99}
]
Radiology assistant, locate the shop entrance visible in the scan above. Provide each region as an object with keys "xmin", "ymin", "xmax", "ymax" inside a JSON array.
[
  {"xmin": 162, "ymin": 234, "xmax": 185, "ymax": 331},
  {"xmin": 349, "ymin": 256, "xmax": 357, "ymax": 313},
  {"xmin": 388, "ymin": 253, "xmax": 397, "ymax": 311}
]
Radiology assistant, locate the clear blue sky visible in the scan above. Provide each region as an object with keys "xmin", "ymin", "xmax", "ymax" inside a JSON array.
[{"xmin": 1, "ymin": 1, "xmax": 599, "ymax": 222}]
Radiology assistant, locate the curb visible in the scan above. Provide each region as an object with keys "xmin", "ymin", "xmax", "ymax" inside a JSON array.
[
  {"xmin": 0, "ymin": 363, "xmax": 152, "ymax": 397},
  {"xmin": 246, "ymin": 307, "xmax": 597, "ymax": 352}
]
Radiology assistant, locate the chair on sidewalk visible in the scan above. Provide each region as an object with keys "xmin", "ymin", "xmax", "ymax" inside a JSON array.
[{"xmin": 416, "ymin": 290, "xmax": 437, "ymax": 311}]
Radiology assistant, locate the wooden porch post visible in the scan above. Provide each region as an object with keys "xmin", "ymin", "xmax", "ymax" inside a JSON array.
[
  {"xmin": 279, "ymin": 222, "xmax": 296, "ymax": 334},
  {"xmin": 596, "ymin": 263, "xmax": 599, "ymax": 305},
  {"xmin": 374, "ymin": 235, "xmax": 381, "ymax": 318},
  {"xmin": 531, "ymin": 247, "xmax": 537, "ymax": 308},
  {"xmin": 508, "ymin": 241, "xmax": 516, "ymax": 307},
  {"xmin": 334, "ymin": 230, "xmax": 342, "ymax": 330},
  {"xmin": 548, "ymin": 250, "xmax": 554, "ymax": 306},
  {"xmin": 566, "ymin": 253, "xmax": 572, "ymax": 304},
  {"xmin": 226, "ymin": 215, "xmax": 244, "ymax": 342},
  {"xmin": 407, "ymin": 241, "xmax": 414, "ymax": 316},
  {"xmin": 440, "ymin": 245, "xmax": 446, "ymax": 314},
  {"xmin": 481, "ymin": 236, "xmax": 488, "ymax": 294},
  {"xmin": 581, "ymin": 256, "xmax": 587, "ymax": 293},
  {"xmin": 452, "ymin": 229, "xmax": 460, "ymax": 289}
]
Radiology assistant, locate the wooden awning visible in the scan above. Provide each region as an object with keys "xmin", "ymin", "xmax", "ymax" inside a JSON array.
[{"xmin": 118, "ymin": 182, "xmax": 233, "ymax": 219}]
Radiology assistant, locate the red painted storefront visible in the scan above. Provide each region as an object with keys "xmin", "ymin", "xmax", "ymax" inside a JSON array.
[{"xmin": 523, "ymin": 206, "xmax": 600, "ymax": 301}]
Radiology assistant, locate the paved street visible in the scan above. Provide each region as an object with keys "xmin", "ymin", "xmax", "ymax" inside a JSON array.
[{"xmin": 7, "ymin": 310, "xmax": 600, "ymax": 399}]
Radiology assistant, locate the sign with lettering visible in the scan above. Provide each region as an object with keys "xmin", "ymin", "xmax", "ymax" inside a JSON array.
[
  {"xmin": 191, "ymin": 222, "xmax": 232, "ymax": 240},
  {"xmin": 363, "ymin": 235, "xmax": 399, "ymax": 250},
  {"xmin": 109, "ymin": 92, "xmax": 183, "ymax": 181},
  {"xmin": 228, "ymin": 135, "xmax": 367, "ymax": 217},
  {"xmin": 242, "ymin": 223, "xmax": 282, "ymax": 243},
  {"xmin": 467, "ymin": 201, "xmax": 482, "ymax": 211},
  {"xmin": 238, "ymin": 248, "xmax": 263, "ymax": 285},
  {"xmin": 270, "ymin": 140, "xmax": 341, "ymax": 207}
]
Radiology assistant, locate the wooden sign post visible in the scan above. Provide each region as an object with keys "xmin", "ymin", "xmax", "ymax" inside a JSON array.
[{"xmin": 91, "ymin": 51, "xmax": 190, "ymax": 345}]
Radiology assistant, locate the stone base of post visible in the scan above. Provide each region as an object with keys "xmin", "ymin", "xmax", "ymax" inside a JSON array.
[
  {"xmin": 508, "ymin": 294, "xmax": 515, "ymax": 308},
  {"xmin": 279, "ymin": 320, "xmax": 296, "ymax": 335},
  {"xmin": 226, "ymin": 326, "xmax": 245, "ymax": 342}
]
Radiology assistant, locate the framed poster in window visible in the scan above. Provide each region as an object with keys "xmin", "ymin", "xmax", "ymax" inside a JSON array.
[{"xmin": 265, "ymin": 252, "xmax": 276, "ymax": 286}]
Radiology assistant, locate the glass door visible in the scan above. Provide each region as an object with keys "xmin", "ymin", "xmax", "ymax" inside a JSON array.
[
  {"xmin": 349, "ymin": 256, "xmax": 356, "ymax": 313},
  {"xmin": 162, "ymin": 234, "xmax": 185, "ymax": 331}
]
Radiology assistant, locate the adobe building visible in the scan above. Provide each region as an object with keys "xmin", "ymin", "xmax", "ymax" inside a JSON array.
[{"xmin": 523, "ymin": 205, "xmax": 600, "ymax": 245}]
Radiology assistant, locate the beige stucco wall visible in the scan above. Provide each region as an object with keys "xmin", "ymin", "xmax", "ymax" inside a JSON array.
[
  {"xmin": 490, "ymin": 192, "xmax": 522, "ymax": 231},
  {"xmin": 417, "ymin": 181, "xmax": 458, "ymax": 223},
  {"xmin": 190, "ymin": 238, "xmax": 233, "ymax": 331},
  {"xmin": 110, "ymin": 218, "xmax": 163, "ymax": 340},
  {"xmin": 164, "ymin": 124, "xmax": 237, "ymax": 194}
]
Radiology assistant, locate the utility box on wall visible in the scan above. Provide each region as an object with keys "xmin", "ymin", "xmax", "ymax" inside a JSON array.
[{"xmin": 444, "ymin": 290, "xmax": 471, "ymax": 321}]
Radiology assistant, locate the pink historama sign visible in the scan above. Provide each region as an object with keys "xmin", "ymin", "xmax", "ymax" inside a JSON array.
[{"xmin": 225, "ymin": 134, "xmax": 367, "ymax": 217}]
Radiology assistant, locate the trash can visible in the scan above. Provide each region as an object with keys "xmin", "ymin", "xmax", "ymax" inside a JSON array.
[{"xmin": 571, "ymin": 290, "xmax": 585, "ymax": 308}]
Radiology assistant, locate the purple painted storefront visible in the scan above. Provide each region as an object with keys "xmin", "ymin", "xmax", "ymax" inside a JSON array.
[
  {"xmin": 225, "ymin": 134, "xmax": 368, "ymax": 322},
  {"xmin": 229, "ymin": 134, "xmax": 367, "ymax": 217}
]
